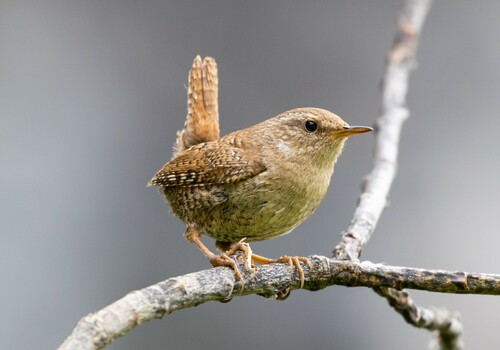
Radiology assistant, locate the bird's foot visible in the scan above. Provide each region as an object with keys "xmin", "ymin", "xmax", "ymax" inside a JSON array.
[
  {"xmin": 221, "ymin": 238, "xmax": 253, "ymax": 269},
  {"xmin": 213, "ymin": 239, "xmax": 254, "ymax": 292},
  {"xmin": 276, "ymin": 255, "xmax": 312, "ymax": 288},
  {"xmin": 252, "ymin": 254, "xmax": 312, "ymax": 289},
  {"xmin": 207, "ymin": 252, "xmax": 244, "ymax": 288},
  {"xmin": 186, "ymin": 227, "xmax": 251, "ymax": 292}
]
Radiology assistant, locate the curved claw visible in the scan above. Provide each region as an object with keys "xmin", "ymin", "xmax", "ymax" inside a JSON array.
[
  {"xmin": 207, "ymin": 253, "xmax": 244, "ymax": 291},
  {"xmin": 252, "ymin": 254, "xmax": 311, "ymax": 289},
  {"xmin": 276, "ymin": 287, "xmax": 292, "ymax": 301},
  {"xmin": 276, "ymin": 256, "xmax": 311, "ymax": 288},
  {"xmin": 222, "ymin": 238, "xmax": 253, "ymax": 270}
]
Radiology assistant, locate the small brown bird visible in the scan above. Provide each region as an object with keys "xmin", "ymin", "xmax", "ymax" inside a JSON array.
[{"xmin": 149, "ymin": 107, "xmax": 372, "ymax": 289}]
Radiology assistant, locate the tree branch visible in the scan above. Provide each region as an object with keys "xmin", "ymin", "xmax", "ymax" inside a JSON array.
[
  {"xmin": 333, "ymin": 0, "xmax": 431, "ymax": 262},
  {"xmin": 58, "ymin": 256, "xmax": 499, "ymax": 349},
  {"xmin": 373, "ymin": 287, "xmax": 465, "ymax": 350},
  {"xmin": 331, "ymin": 1, "xmax": 465, "ymax": 349}
]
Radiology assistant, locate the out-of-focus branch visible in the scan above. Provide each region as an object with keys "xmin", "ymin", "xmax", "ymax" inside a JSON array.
[
  {"xmin": 331, "ymin": 1, "xmax": 465, "ymax": 349},
  {"xmin": 58, "ymin": 256, "xmax": 499, "ymax": 349},
  {"xmin": 373, "ymin": 287, "xmax": 465, "ymax": 350},
  {"xmin": 332, "ymin": 0, "xmax": 431, "ymax": 262}
]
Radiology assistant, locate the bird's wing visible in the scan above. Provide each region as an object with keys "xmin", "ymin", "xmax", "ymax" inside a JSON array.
[{"xmin": 148, "ymin": 143, "xmax": 266, "ymax": 187}]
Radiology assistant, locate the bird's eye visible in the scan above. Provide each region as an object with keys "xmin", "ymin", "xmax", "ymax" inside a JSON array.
[{"xmin": 304, "ymin": 120, "xmax": 318, "ymax": 132}]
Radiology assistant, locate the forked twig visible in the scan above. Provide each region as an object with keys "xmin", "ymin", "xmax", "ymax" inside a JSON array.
[{"xmin": 332, "ymin": 1, "xmax": 464, "ymax": 348}]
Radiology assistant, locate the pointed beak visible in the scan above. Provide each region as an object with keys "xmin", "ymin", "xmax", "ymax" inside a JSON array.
[{"xmin": 332, "ymin": 125, "xmax": 373, "ymax": 137}]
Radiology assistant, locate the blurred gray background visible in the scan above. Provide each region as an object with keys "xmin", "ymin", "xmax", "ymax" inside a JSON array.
[{"xmin": 2, "ymin": 0, "xmax": 500, "ymax": 349}]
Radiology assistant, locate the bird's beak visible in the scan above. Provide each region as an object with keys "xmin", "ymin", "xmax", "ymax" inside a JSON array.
[{"xmin": 332, "ymin": 125, "xmax": 373, "ymax": 137}]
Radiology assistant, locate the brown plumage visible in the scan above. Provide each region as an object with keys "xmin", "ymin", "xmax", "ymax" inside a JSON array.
[
  {"xmin": 149, "ymin": 57, "xmax": 372, "ymax": 291},
  {"xmin": 176, "ymin": 56, "xmax": 219, "ymax": 152},
  {"xmin": 149, "ymin": 108, "xmax": 372, "ymax": 244}
]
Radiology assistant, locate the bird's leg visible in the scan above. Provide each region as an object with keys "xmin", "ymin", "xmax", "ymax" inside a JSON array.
[
  {"xmin": 251, "ymin": 253, "xmax": 312, "ymax": 289},
  {"xmin": 184, "ymin": 225, "xmax": 244, "ymax": 290}
]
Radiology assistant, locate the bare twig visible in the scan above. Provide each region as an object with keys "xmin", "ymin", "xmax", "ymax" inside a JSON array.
[
  {"xmin": 373, "ymin": 287, "xmax": 465, "ymax": 350},
  {"xmin": 58, "ymin": 256, "xmax": 499, "ymax": 349},
  {"xmin": 331, "ymin": 0, "xmax": 465, "ymax": 349},
  {"xmin": 333, "ymin": 0, "xmax": 431, "ymax": 262}
]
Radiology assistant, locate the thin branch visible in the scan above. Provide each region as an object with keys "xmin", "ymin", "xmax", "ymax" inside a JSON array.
[
  {"xmin": 58, "ymin": 256, "xmax": 499, "ymax": 349},
  {"xmin": 333, "ymin": 0, "xmax": 431, "ymax": 262},
  {"xmin": 373, "ymin": 287, "xmax": 465, "ymax": 350},
  {"xmin": 331, "ymin": 0, "xmax": 464, "ymax": 349}
]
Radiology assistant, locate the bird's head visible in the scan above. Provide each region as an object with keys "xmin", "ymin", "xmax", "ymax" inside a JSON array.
[{"xmin": 262, "ymin": 107, "xmax": 372, "ymax": 168}]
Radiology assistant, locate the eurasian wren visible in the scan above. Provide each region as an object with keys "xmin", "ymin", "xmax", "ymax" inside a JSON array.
[{"xmin": 149, "ymin": 107, "xmax": 372, "ymax": 288}]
